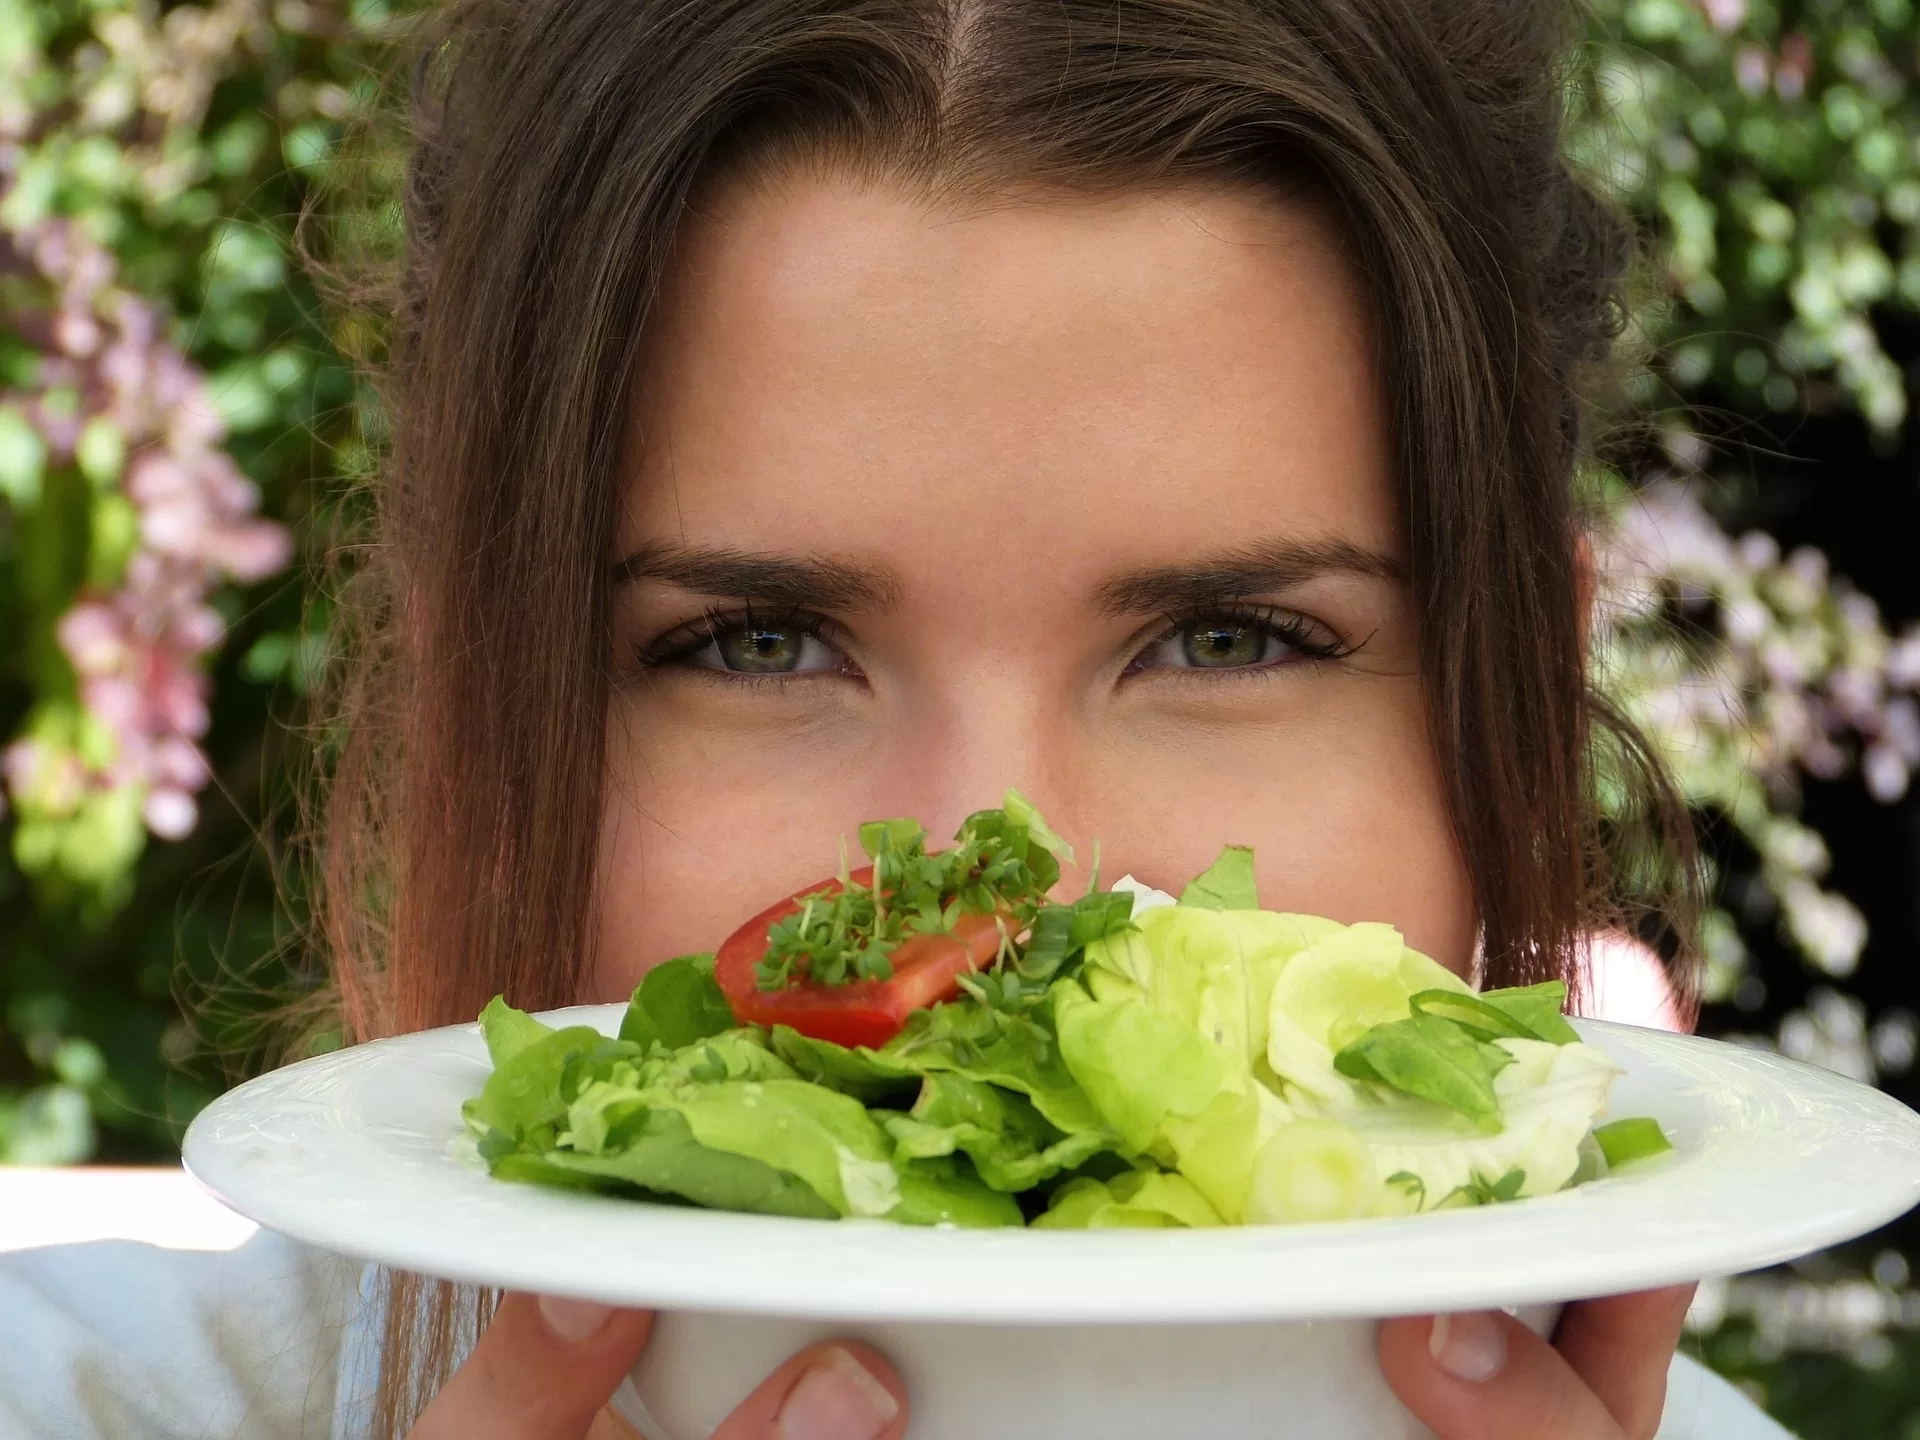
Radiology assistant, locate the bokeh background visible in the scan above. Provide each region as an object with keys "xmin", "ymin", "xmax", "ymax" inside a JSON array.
[{"xmin": 3, "ymin": 0, "xmax": 1920, "ymax": 1431}]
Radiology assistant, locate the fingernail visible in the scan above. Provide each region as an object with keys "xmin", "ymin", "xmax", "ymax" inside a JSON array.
[
  {"xmin": 537, "ymin": 1293, "xmax": 613, "ymax": 1343},
  {"xmin": 1429, "ymin": 1311, "xmax": 1506, "ymax": 1382},
  {"xmin": 776, "ymin": 1346, "xmax": 900, "ymax": 1440}
]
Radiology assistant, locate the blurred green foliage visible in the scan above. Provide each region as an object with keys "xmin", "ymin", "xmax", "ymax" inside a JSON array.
[
  {"xmin": 1, "ymin": 0, "xmax": 1918, "ymax": 1431},
  {"xmin": 1575, "ymin": 0, "xmax": 1920, "ymax": 432}
]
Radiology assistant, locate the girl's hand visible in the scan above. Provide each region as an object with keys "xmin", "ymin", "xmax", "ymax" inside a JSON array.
[
  {"xmin": 1378, "ymin": 1286, "xmax": 1698, "ymax": 1440},
  {"xmin": 407, "ymin": 1293, "xmax": 908, "ymax": 1440}
]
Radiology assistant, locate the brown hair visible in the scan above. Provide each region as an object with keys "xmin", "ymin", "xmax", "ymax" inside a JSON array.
[{"xmin": 317, "ymin": 0, "xmax": 1697, "ymax": 1430}]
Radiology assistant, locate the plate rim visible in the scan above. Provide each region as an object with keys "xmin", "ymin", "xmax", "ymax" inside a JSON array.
[{"xmin": 181, "ymin": 1007, "xmax": 1920, "ymax": 1323}]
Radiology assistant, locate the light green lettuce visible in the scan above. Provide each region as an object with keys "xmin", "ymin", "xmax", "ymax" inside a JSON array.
[
  {"xmin": 1340, "ymin": 1038, "xmax": 1623, "ymax": 1210},
  {"xmin": 1052, "ymin": 976, "xmax": 1290, "ymax": 1222},
  {"xmin": 466, "ymin": 835, "xmax": 1659, "ymax": 1231},
  {"xmin": 1063, "ymin": 856, "xmax": 1630, "ymax": 1221},
  {"xmin": 1263, "ymin": 921, "xmax": 1473, "ymax": 1110},
  {"xmin": 1034, "ymin": 1170, "xmax": 1224, "ymax": 1229},
  {"xmin": 1083, "ymin": 904, "xmax": 1344, "ymax": 1075},
  {"xmin": 470, "ymin": 997, "xmax": 1021, "ymax": 1227}
]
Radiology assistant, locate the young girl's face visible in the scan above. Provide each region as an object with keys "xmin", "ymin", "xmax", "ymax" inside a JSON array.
[{"xmin": 593, "ymin": 171, "xmax": 1477, "ymax": 997}]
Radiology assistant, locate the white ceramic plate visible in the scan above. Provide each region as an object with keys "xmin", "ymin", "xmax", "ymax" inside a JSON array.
[{"xmin": 183, "ymin": 1007, "xmax": 1920, "ymax": 1323}]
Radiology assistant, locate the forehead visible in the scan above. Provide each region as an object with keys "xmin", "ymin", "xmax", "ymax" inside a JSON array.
[{"xmin": 621, "ymin": 171, "xmax": 1396, "ymax": 574}]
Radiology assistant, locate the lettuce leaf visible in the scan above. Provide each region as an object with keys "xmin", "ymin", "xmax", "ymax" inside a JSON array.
[
  {"xmin": 1246, "ymin": 1116, "xmax": 1381, "ymax": 1223},
  {"xmin": 879, "ymin": 1072, "xmax": 1115, "ymax": 1191},
  {"xmin": 1478, "ymin": 982, "xmax": 1582, "ymax": 1045},
  {"xmin": 466, "ymin": 825, "xmax": 1642, "ymax": 1234},
  {"xmin": 520, "ymin": 1108, "xmax": 840, "ymax": 1219},
  {"xmin": 768, "ymin": 1025, "xmax": 921, "ymax": 1103},
  {"xmin": 1033, "ymin": 1171, "xmax": 1224, "ymax": 1229},
  {"xmin": 1340, "ymin": 1039, "xmax": 1623, "ymax": 1207},
  {"xmin": 1333, "ymin": 1012, "xmax": 1512, "ymax": 1131},
  {"xmin": 619, "ymin": 953, "xmax": 733, "ymax": 1050},
  {"xmin": 479, "ymin": 994, "xmax": 558, "ymax": 1067},
  {"xmin": 1052, "ymin": 978, "xmax": 1287, "ymax": 1221},
  {"xmin": 1082, "ymin": 904, "xmax": 1338, "ymax": 1074},
  {"xmin": 470, "ymin": 999, "xmax": 1022, "ymax": 1226},
  {"xmin": 1263, "ymin": 922, "xmax": 1471, "ymax": 1110},
  {"xmin": 1179, "ymin": 844, "xmax": 1258, "ymax": 909},
  {"xmin": 464, "ymin": 1022, "xmax": 625, "ymax": 1142},
  {"xmin": 880, "ymin": 999, "xmax": 1109, "ymax": 1138}
]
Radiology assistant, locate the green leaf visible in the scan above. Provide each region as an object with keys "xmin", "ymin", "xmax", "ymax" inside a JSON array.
[
  {"xmin": 616, "ymin": 995, "xmax": 660, "ymax": 1050},
  {"xmin": 858, "ymin": 818, "xmax": 926, "ymax": 861},
  {"xmin": 1032, "ymin": 1170, "xmax": 1223, "ymax": 1229},
  {"xmin": 1019, "ymin": 890, "xmax": 1136, "ymax": 982},
  {"xmin": 1457, "ymin": 1167, "xmax": 1528, "ymax": 1205},
  {"xmin": 1385, "ymin": 1170, "xmax": 1427, "ymax": 1206},
  {"xmin": 882, "ymin": 996, "xmax": 1109, "ymax": 1137},
  {"xmin": 1179, "ymin": 844, "xmax": 1258, "ymax": 910},
  {"xmin": 477, "ymin": 996, "xmax": 557, "ymax": 1067},
  {"xmin": 517, "ymin": 1108, "xmax": 840, "ymax": 1219},
  {"xmin": 1476, "ymin": 982, "xmax": 1580, "ymax": 1044},
  {"xmin": 1407, "ymin": 989, "xmax": 1538, "ymax": 1043},
  {"xmin": 1001, "ymin": 787, "xmax": 1075, "ymax": 862},
  {"xmin": 641, "ymin": 1078, "xmax": 1020, "ymax": 1225},
  {"xmin": 1333, "ymin": 1013, "xmax": 1505, "ymax": 1129},
  {"xmin": 1054, "ymin": 980, "xmax": 1267, "ymax": 1220},
  {"xmin": 767, "ymin": 1025, "xmax": 920, "ymax": 1104},
  {"xmin": 637, "ymin": 1031, "xmax": 797, "ymax": 1091},
  {"xmin": 463, "ymin": 1022, "xmax": 609, "ymax": 1140},
  {"xmin": 629, "ymin": 953, "xmax": 734, "ymax": 1048},
  {"xmin": 881, "ymin": 1071, "xmax": 1116, "ymax": 1191},
  {"xmin": 1591, "ymin": 1116, "xmax": 1674, "ymax": 1168}
]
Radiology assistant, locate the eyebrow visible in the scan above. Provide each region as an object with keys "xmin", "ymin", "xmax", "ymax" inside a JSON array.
[
  {"xmin": 614, "ymin": 542, "xmax": 902, "ymax": 612},
  {"xmin": 1094, "ymin": 537, "xmax": 1407, "ymax": 616}
]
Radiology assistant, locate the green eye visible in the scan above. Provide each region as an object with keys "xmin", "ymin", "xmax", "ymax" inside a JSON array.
[
  {"xmin": 1129, "ymin": 608, "xmax": 1347, "ymax": 676},
  {"xmin": 640, "ymin": 612, "xmax": 852, "ymax": 679},
  {"xmin": 672, "ymin": 618, "xmax": 845, "ymax": 675},
  {"xmin": 1181, "ymin": 621, "xmax": 1268, "ymax": 667},
  {"xmin": 718, "ymin": 625, "xmax": 809, "ymax": 673}
]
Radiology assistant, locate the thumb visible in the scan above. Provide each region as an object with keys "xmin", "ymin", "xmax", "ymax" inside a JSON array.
[
  {"xmin": 409, "ymin": 1293, "xmax": 655, "ymax": 1440},
  {"xmin": 708, "ymin": 1341, "xmax": 907, "ymax": 1440}
]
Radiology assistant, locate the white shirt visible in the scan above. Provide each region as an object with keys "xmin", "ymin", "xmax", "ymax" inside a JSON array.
[{"xmin": 0, "ymin": 1226, "xmax": 1797, "ymax": 1440}]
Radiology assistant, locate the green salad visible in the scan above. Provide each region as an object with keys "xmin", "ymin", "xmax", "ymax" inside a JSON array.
[{"xmin": 463, "ymin": 794, "xmax": 1672, "ymax": 1228}]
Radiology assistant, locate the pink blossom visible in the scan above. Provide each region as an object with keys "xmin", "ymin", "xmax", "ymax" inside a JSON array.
[
  {"xmin": 1698, "ymin": 0, "xmax": 1747, "ymax": 33},
  {"xmin": 142, "ymin": 788, "xmax": 198, "ymax": 841},
  {"xmin": 52, "ymin": 309, "xmax": 102, "ymax": 358},
  {"xmin": 0, "ymin": 214, "xmax": 294, "ymax": 848},
  {"xmin": 1775, "ymin": 33, "xmax": 1814, "ymax": 101},
  {"xmin": 56, "ymin": 604, "xmax": 129, "ymax": 674}
]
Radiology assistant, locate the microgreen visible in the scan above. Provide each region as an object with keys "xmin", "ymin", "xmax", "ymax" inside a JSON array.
[
  {"xmin": 1452, "ymin": 1167, "xmax": 1528, "ymax": 1206},
  {"xmin": 753, "ymin": 789, "xmax": 1073, "ymax": 993},
  {"xmin": 1385, "ymin": 1169, "xmax": 1427, "ymax": 1206}
]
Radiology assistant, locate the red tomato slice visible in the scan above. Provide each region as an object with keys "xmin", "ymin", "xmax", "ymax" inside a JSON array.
[{"xmin": 715, "ymin": 865, "xmax": 1008, "ymax": 1048}]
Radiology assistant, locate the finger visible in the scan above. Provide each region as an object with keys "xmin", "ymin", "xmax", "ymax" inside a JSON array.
[
  {"xmin": 1378, "ymin": 1310, "xmax": 1621, "ymax": 1440},
  {"xmin": 410, "ymin": 1293, "xmax": 655, "ymax": 1440},
  {"xmin": 708, "ymin": 1340, "xmax": 908, "ymax": 1440},
  {"xmin": 1553, "ymin": 1286, "xmax": 1697, "ymax": 1438}
]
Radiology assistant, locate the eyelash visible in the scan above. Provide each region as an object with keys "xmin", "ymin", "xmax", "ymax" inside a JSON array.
[
  {"xmin": 634, "ymin": 605, "xmax": 850, "ymax": 676},
  {"xmin": 633, "ymin": 602, "xmax": 1357, "ymax": 681},
  {"xmin": 1126, "ymin": 603, "xmax": 1358, "ymax": 677}
]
